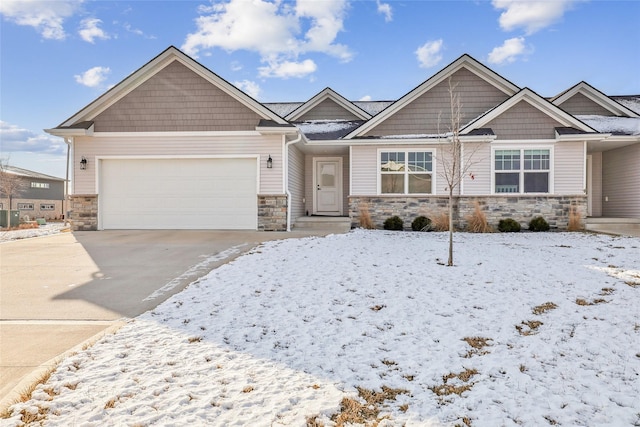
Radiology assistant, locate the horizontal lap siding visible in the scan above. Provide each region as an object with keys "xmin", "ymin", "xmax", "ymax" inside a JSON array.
[
  {"xmin": 590, "ymin": 152, "xmax": 603, "ymax": 217},
  {"xmin": 554, "ymin": 141, "xmax": 585, "ymax": 194},
  {"xmin": 94, "ymin": 61, "xmax": 263, "ymax": 132},
  {"xmin": 73, "ymin": 134, "xmax": 283, "ymax": 195},
  {"xmin": 602, "ymin": 144, "xmax": 640, "ymax": 217},
  {"xmin": 363, "ymin": 68, "xmax": 509, "ymax": 137},
  {"xmin": 461, "ymin": 143, "xmax": 491, "ymax": 195},
  {"xmin": 288, "ymin": 144, "xmax": 305, "ymax": 219}
]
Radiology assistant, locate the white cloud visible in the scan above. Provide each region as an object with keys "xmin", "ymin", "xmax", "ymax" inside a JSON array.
[
  {"xmin": 234, "ymin": 80, "xmax": 261, "ymax": 99},
  {"xmin": 258, "ymin": 59, "xmax": 317, "ymax": 79},
  {"xmin": 78, "ymin": 18, "xmax": 109, "ymax": 43},
  {"xmin": 74, "ymin": 66, "xmax": 111, "ymax": 87},
  {"xmin": 488, "ymin": 37, "xmax": 529, "ymax": 64},
  {"xmin": 182, "ymin": 0, "xmax": 351, "ymax": 78},
  {"xmin": 0, "ymin": 121, "xmax": 66, "ymax": 155},
  {"xmin": 492, "ymin": 0, "xmax": 577, "ymax": 34},
  {"xmin": 359, "ymin": 95, "xmax": 372, "ymax": 101},
  {"xmin": 415, "ymin": 39, "xmax": 443, "ymax": 68},
  {"xmin": 376, "ymin": 0, "xmax": 392, "ymax": 22},
  {"xmin": 0, "ymin": 0, "xmax": 82, "ymax": 40}
]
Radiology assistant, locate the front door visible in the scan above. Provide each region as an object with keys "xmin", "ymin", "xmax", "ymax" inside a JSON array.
[{"xmin": 314, "ymin": 157, "xmax": 342, "ymax": 215}]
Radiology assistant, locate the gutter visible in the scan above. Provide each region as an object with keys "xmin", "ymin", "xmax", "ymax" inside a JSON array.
[{"xmin": 283, "ymin": 132, "xmax": 303, "ymax": 232}]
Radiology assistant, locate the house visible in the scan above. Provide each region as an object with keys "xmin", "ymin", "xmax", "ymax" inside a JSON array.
[
  {"xmin": 45, "ymin": 46, "xmax": 640, "ymax": 232},
  {"xmin": 0, "ymin": 165, "xmax": 66, "ymax": 221}
]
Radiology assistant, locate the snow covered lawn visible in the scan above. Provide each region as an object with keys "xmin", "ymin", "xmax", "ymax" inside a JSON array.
[{"xmin": 6, "ymin": 230, "xmax": 640, "ymax": 426}]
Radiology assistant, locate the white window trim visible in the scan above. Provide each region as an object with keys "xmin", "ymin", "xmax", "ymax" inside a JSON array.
[
  {"xmin": 377, "ymin": 149, "xmax": 436, "ymax": 195},
  {"xmin": 491, "ymin": 145, "xmax": 554, "ymax": 195}
]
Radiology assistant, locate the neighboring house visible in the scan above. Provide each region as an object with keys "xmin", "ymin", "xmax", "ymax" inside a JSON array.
[
  {"xmin": 45, "ymin": 46, "xmax": 640, "ymax": 232},
  {"xmin": 0, "ymin": 166, "xmax": 66, "ymax": 221}
]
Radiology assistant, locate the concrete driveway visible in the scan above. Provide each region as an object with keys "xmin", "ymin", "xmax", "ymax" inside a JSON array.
[{"xmin": 0, "ymin": 229, "xmax": 324, "ymax": 411}]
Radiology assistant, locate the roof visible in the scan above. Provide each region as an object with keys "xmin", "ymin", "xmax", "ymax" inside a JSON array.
[
  {"xmin": 293, "ymin": 120, "xmax": 366, "ymax": 140},
  {"xmin": 2, "ymin": 165, "xmax": 65, "ymax": 181}
]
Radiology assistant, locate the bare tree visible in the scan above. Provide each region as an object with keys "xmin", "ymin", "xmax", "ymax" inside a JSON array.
[
  {"xmin": 0, "ymin": 158, "xmax": 27, "ymax": 213},
  {"xmin": 438, "ymin": 78, "xmax": 480, "ymax": 266}
]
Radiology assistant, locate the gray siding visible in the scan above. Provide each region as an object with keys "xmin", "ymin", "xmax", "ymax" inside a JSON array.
[
  {"xmin": 93, "ymin": 61, "xmax": 263, "ymax": 132},
  {"xmin": 461, "ymin": 143, "xmax": 491, "ymax": 196},
  {"xmin": 602, "ymin": 144, "xmax": 640, "ymax": 217},
  {"xmin": 287, "ymin": 144, "xmax": 306, "ymax": 220},
  {"xmin": 363, "ymin": 68, "xmax": 510, "ymax": 137},
  {"xmin": 298, "ymin": 99, "xmax": 360, "ymax": 121},
  {"xmin": 554, "ymin": 141, "xmax": 585, "ymax": 195},
  {"xmin": 0, "ymin": 177, "xmax": 64, "ymax": 200},
  {"xmin": 589, "ymin": 152, "xmax": 603, "ymax": 217},
  {"xmin": 487, "ymin": 101, "xmax": 563, "ymax": 140},
  {"xmin": 558, "ymin": 93, "xmax": 614, "ymax": 116}
]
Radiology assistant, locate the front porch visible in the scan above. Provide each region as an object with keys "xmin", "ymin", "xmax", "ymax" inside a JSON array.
[{"xmin": 585, "ymin": 217, "xmax": 640, "ymax": 237}]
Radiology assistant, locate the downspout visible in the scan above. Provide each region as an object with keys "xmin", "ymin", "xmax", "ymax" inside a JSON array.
[{"xmin": 284, "ymin": 132, "xmax": 303, "ymax": 232}]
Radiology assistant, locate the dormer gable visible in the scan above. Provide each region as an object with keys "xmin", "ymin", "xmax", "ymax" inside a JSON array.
[
  {"xmin": 286, "ymin": 87, "xmax": 371, "ymax": 121},
  {"xmin": 552, "ymin": 81, "xmax": 639, "ymax": 118}
]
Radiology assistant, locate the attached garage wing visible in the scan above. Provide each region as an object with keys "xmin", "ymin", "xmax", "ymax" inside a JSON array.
[{"xmin": 99, "ymin": 158, "xmax": 258, "ymax": 230}]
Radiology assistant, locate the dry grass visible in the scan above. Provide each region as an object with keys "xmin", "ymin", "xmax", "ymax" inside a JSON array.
[
  {"xmin": 187, "ymin": 336, "xmax": 203, "ymax": 343},
  {"xmin": 576, "ymin": 298, "xmax": 607, "ymax": 306},
  {"xmin": 307, "ymin": 386, "xmax": 408, "ymax": 427},
  {"xmin": 431, "ymin": 212, "xmax": 450, "ymax": 231},
  {"xmin": 429, "ymin": 368, "xmax": 479, "ymax": 398},
  {"xmin": 358, "ymin": 202, "xmax": 375, "ymax": 230},
  {"xmin": 462, "ymin": 336, "xmax": 492, "ymax": 357},
  {"xmin": 567, "ymin": 204, "xmax": 583, "ymax": 232},
  {"xmin": 516, "ymin": 320, "xmax": 544, "ymax": 336},
  {"xmin": 465, "ymin": 201, "xmax": 493, "ymax": 233},
  {"xmin": 0, "ymin": 366, "xmax": 57, "ymax": 420},
  {"xmin": 532, "ymin": 302, "xmax": 558, "ymax": 315}
]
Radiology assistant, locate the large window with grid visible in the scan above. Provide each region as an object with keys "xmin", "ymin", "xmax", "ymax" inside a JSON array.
[
  {"xmin": 494, "ymin": 149, "xmax": 550, "ymax": 194},
  {"xmin": 380, "ymin": 151, "xmax": 433, "ymax": 194}
]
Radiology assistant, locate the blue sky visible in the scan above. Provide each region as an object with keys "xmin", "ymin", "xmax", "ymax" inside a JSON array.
[{"xmin": 1, "ymin": 0, "xmax": 639, "ymax": 178}]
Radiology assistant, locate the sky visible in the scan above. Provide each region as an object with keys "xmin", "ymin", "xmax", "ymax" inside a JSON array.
[{"xmin": 1, "ymin": 0, "xmax": 639, "ymax": 179}]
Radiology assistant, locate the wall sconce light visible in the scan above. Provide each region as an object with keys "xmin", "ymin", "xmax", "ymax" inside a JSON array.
[
  {"xmin": 80, "ymin": 156, "xmax": 88, "ymax": 170},
  {"xmin": 267, "ymin": 155, "xmax": 273, "ymax": 169}
]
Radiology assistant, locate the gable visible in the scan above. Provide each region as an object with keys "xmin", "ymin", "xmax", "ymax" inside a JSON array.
[
  {"xmin": 296, "ymin": 98, "xmax": 361, "ymax": 121},
  {"xmin": 556, "ymin": 92, "xmax": 615, "ymax": 116},
  {"xmin": 93, "ymin": 61, "xmax": 263, "ymax": 132},
  {"xmin": 360, "ymin": 67, "xmax": 510, "ymax": 137},
  {"xmin": 486, "ymin": 100, "xmax": 564, "ymax": 139}
]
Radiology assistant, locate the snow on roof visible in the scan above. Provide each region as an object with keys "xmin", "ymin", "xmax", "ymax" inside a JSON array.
[
  {"xmin": 612, "ymin": 96, "xmax": 640, "ymax": 115},
  {"xmin": 263, "ymin": 103, "xmax": 303, "ymax": 117},
  {"xmin": 353, "ymin": 101, "xmax": 394, "ymax": 116},
  {"xmin": 294, "ymin": 120, "xmax": 365, "ymax": 140},
  {"xmin": 576, "ymin": 115, "xmax": 640, "ymax": 136},
  {"xmin": 2, "ymin": 165, "xmax": 65, "ymax": 181}
]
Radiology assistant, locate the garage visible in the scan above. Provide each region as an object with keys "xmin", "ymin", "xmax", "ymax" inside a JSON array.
[{"xmin": 100, "ymin": 158, "xmax": 258, "ymax": 230}]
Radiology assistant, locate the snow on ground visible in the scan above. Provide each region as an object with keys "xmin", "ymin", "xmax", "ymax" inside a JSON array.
[
  {"xmin": 0, "ymin": 223, "xmax": 69, "ymax": 243},
  {"xmin": 5, "ymin": 230, "xmax": 640, "ymax": 426}
]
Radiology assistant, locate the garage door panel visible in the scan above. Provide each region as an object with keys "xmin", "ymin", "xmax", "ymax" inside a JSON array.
[{"xmin": 101, "ymin": 158, "xmax": 257, "ymax": 229}]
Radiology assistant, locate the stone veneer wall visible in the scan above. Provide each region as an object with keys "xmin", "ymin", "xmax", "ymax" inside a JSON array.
[
  {"xmin": 70, "ymin": 194, "xmax": 98, "ymax": 231},
  {"xmin": 349, "ymin": 195, "xmax": 587, "ymax": 231},
  {"xmin": 258, "ymin": 194, "xmax": 288, "ymax": 231}
]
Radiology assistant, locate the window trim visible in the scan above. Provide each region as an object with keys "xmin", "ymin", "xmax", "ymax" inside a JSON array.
[
  {"xmin": 491, "ymin": 146, "xmax": 554, "ymax": 195},
  {"xmin": 377, "ymin": 149, "xmax": 435, "ymax": 195}
]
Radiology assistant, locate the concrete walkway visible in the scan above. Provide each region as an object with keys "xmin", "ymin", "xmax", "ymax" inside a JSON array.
[{"xmin": 0, "ymin": 229, "xmax": 329, "ymax": 413}]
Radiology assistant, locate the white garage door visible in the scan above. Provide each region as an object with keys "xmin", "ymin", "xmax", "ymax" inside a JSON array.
[{"xmin": 100, "ymin": 158, "xmax": 257, "ymax": 229}]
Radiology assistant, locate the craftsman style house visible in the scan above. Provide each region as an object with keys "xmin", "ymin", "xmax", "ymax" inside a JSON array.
[{"xmin": 46, "ymin": 46, "xmax": 639, "ymax": 231}]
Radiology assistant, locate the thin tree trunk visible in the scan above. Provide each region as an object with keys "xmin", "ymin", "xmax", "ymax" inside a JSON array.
[{"xmin": 448, "ymin": 189, "xmax": 453, "ymax": 266}]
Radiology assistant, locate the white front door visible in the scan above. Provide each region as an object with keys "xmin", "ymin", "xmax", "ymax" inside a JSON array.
[{"xmin": 313, "ymin": 157, "xmax": 342, "ymax": 215}]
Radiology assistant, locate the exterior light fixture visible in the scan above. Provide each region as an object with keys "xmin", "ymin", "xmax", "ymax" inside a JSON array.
[
  {"xmin": 267, "ymin": 155, "xmax": 273, "ymax": 169},
  {"xmin": 80, "ymin": 156, "xmax": 88, "ymax": 170}
]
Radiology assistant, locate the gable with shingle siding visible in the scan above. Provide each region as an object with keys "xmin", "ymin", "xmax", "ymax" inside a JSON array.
[
  {"xmin": 93, "ymin": 61, "xmax": 263, "ymax": 132},
  {"xmin": 486, "ymin": 100, "xmax": 565, "ymax": 139},
  {"xmin": 296, "ymin": 98, "xmax": 361, "ymax": 121},
  {"xmin": 361, "ymin": 68, "xmax": 510, "ymax": 137},
  {"xmin": 557, "ymin": 92, "xmax": 615, "ymax": 116}
]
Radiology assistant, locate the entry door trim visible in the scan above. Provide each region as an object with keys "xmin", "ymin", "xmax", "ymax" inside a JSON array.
[{"xmin": 312, "ymin": 157, "xmax": 343, "ymax": 216}]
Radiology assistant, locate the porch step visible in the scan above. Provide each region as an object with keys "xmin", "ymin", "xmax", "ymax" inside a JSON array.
[
  {"xmin": 585, "ymin": 217, "xmax": 640, "ymax": 237},
  {"xmin": 293, "ymin": 216, "xmax": 352, "ymax": 233}
]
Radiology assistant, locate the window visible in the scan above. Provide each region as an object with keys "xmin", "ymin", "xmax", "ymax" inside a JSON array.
[
  {"xmin": 41, "ymin": 204, "xmax": 55, "ymax": 210},
  {"xmin": 31, "ymin": 182, "xmax": 50, "ymax": 189},
  {"xmin": 380, "ymin": 151, "xmax": 433, "ymax": 194},
  {"xmin": 18, "ymin": 203, "xmax": 34, "ymax": 210},
  {"xmin": 494, "ymin": 149, "xmax": 550, "ymax": 194}
]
